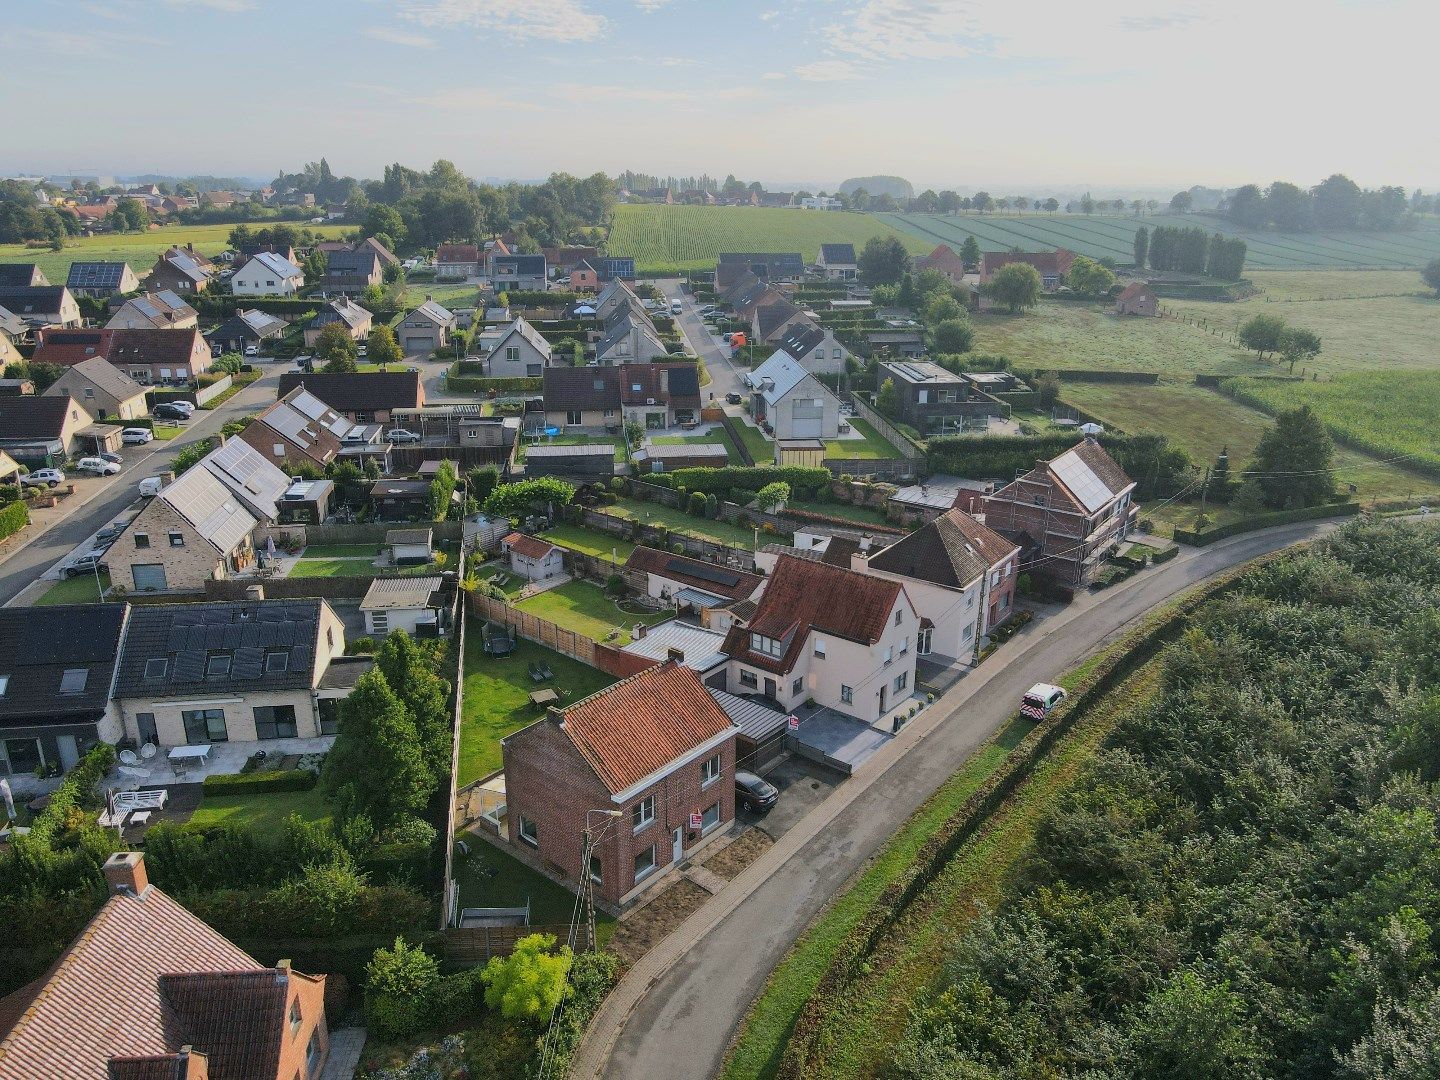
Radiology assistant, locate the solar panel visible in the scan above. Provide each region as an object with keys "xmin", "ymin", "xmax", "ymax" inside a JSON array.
[
  {"xmin": 233, "ymin": 647, "xmax": 265, "ymax": 679},
  {"xmin": 667, "ymin": 558, "xmax": 741, "ymax": 589},
  {"xmin": 173, "ymin": 653, "xmax": 206, "ymax": 681},
  {"xmin": 1050, "ymin": 450, "xmax": 1113, "ymax": 513}
]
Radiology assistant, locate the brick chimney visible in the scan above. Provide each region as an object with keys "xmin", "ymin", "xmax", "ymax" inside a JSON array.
[
  {"xmin": 179, "ymin": 1046, "xmax": 210, "ymax": 1079},
  {"xmin": 103, "ymin": 851, "xmax": 149, "ymax": 896}
]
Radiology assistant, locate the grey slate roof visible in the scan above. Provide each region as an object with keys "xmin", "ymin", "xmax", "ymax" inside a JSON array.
[
  {"xmin": 775, "ymin": 321, "xmax": 825, "ymax": 362},
  {"xmin": 0, "ymin": 603, "xmax": 128, "ymax": 726},
  {"xmin": 819, "ymin": 243, "xmax": 857, "ymax": 265},
  {"xmin": 865, "ymin": 509, "xmax": 1015, "ymax": 589},
  {"xmin": 0, "ymin": 306, "xmax": 24, "ymax": 337},
  {"xmin": 360, "ymin": 576, "xmax": 444, "ymax": 611},
  {"xmin": 492, "ymin": 317, "xmax": 552, "ymax": 359},
  {"xmin": 0, "ymin": 264, "xmax": 46, "ymax": 288},
  {"xmin": 42, "ymin": 357, "xmax": 146, "ymax": 405},
  {"xmin": 543, "ymin": 366, "xmax": 620, "ymax": 410},
  {"xmin": 0, "ymin": 286, "xmax": 69, "ymax": 317},
  {"xmin": 114, "ymin": 599, "xmax": 330, "ymax": 698},
  {"xmin": 492, "ymin": 254, "xmax": 546, "ymax": 275}
]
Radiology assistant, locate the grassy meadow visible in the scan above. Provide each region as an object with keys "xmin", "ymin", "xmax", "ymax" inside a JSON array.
[
  {"xmin": 882, "ymin": 211, "xmax": 1440, "ymax": 269},
  {"xmin": 0, "ymin": 222, "xmax": 352, "ymax": 283},
  {"xmin": 608, "ymin": 204, "xmax": 929, "ymax": 273}
]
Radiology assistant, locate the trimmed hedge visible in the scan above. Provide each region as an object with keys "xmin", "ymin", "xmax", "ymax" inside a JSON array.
[
  {"xmin": 649, "ymin": 465, "xmax": 832, "ymax": 497},
  {"xmin": 1152, "ymin": 544, "xmax": 1180, "ymax": 564},
  {"xmin": 1173, "ymin": 500, "xmax": 1360, "ymax": 546},
  {"xmin": 0, "ymin": 500, "xmax": 29, "ymax": 543},
  {"xmin": 202, "ymin": 769, "xmax": 317, "ymax": 795},
  {"xmin": 444, "ymin": 369, "xmax": 542, "ymax": 394}
]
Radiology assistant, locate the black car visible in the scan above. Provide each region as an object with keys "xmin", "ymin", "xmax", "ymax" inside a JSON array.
[
  {"xmin": 735, "ymin": 770, "xmax": 779, "ymax": 812},
  {"xmin": 152, "ymin": 403, "xmax": 190, "ymax": 421},
  {"xmin": 725, "ymin": 392, "xmax": 743, "ymax": 405}
]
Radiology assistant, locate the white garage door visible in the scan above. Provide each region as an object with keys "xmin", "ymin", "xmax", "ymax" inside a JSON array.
[
  {"xmin": 790, "ymin": 398, "xmax": 824, "ymax": 439},
  {"xmin": 132, "ymin": 564, "xmax": 168, "ymax": 592}
]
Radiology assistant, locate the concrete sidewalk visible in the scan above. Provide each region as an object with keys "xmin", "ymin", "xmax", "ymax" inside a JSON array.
[{"xmin": 574, "ymin": 516, "xmax": 1348, "ymax": 1080}]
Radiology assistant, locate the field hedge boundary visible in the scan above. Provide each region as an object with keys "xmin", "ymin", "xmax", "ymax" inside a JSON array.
[
  {"xmin": 201, "ymin": 769, "xmax": 317, "ymax": 795},
  {"xmin": 769, "ymin": 553, "xmax": 1289, "ymax": 1078},
  {"xmin": 1172, "ymin": 500, "xmax": 1360, "ymax": 545}
]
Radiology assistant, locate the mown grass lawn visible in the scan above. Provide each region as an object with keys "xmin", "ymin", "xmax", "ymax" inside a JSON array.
[
  {"xmin": 186, "ymin": 788, "xmax": 331, "ymax": 832},
  {"xmin": 287, "ymin": 559, "xmax": 442, "ymax": 579},
  {"xmin": 608, "ymin": 497, "xmax": 766, "ymax": 549},
  {"xmin": 151, "ymin": 424, "xmax": 184, "ymax": 440},
  {"xmin": 453, "ymin": 832, "xmax": 614, "ymax": 941},
  {"xmin": 517, "ymin": 431, "xmax": 624, "ymax": 463},
  {"xmin": 457, "ymin": 636, "xmax": 614, "ymax": 786},
  {"xmin": 299, "ymin": 544, "xmax": 380, "ymax": 559},
  {"xmin": 514, "ymin": 579, "xmax": 668, "ymax": 646},
  {"xmin": 538, "ymin": 522, "xmax": 636, "ymax": 562},
  {"xmin": 36, "ymin": 574, "xmax": 109, "ymax": 605},
  {"xmin": 649, "ymin": 426, "xmax": 741, "ymax": 462},
  {"xmin": 732, "ymin": 420, "xmax": 774, "ymax": 464},
  {"xmin": 825, "ymin": 417, "xmax": 902, "ymax": 460}
]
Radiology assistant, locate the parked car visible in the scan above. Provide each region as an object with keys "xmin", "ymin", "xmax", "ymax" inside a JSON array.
[
  {"xmin": 152, "ymin": 403, "xmax": 190, "ymax": 421},
  {"xmin": 244, "ymin": 344, "xmax": 259, "ymax": 357},
  {"xmin": 386, "ymin": 428, "xmax": 421, "ymax": 444},
  {"xmin": 138, "ymin": 476, "xmax": 164, "ymax": 497},
  {"xmin": 735, "ymin": 770, "xmax": 779, "ymax": 813},
  {"xmin": 21, "ymin": 468, "xmax": 64, "ymax": 488},
  {"xmin": 94, "ymin": 521, "xmax": 129, "ymax": 545},
  {"xmin": 1020, "ymin": 683, "xmax": 1067, "ymax": 720},
  {"xmin": 670, "ymin": 300, "xmax": 683, "ymax": 314},
  {"xmin": 121, "ymin": 428, "xmax": 154, "ymax": 445},
  {"xmin": 725, "ymin": 392, "xmax": 743, "ymax": 405},
  {"xmin": 97, "ymin": 451, "xmax": 124, "ymax": 465},
  {"xmin": 75, "ymin": 457, "xmax": 122, "ymax": 476},
  {"xmin": 64, "ymin": 552, "xmax": 109, "ymax": 579}
]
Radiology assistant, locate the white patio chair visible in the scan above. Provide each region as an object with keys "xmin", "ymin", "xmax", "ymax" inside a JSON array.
[
  {"xmin": 139, "ymin": 743, "xmax": 158, "ymax": 761},
  {"xmin": 118, "ymin": 749, "xmax": 139, "ymax": 767}
]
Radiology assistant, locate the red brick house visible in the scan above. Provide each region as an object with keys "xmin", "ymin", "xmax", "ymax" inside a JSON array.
[
  {"xmin": 501, "ymin": 662, "xmax": 737, "ymax": 910},
  {"xmin": 0, "ymin": 852, "xmax": 328, "ymax": 1080},
  {"xmin": 1115, "ymin": 282, "xmax": 1159, "ymax": 316},
  {"xmin": 979, "ymin": 249, "xmax": 1076, "ymax": 290},
  {"xmin": 982, "ymin": 437, "xmax": 1137, "ymax": 587},
  {"xmin": 914, "ymin": 243, "xmax": 968, "ymax": 285}
]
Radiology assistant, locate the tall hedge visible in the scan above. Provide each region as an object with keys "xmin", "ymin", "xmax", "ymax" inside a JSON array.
[
  {"xmin": 0, "ymin": 500, "xmax": 29, "ymax": 543},
  {"xmin": 649, "ymin": 465, "xmax": 832, "ymax": 498},
  {"xmin": 927, "ymin": 433, "xmax": 1192, "ymax": 501}
]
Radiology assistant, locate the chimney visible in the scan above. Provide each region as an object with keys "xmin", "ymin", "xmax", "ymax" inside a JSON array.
[
  {"xmin": 635, "ymin": 623, "xmax": 647, "ymax": 640},
  {"xmin": 666, "ymin": 646, "xmax": 685, "ymax": 664},
  {"xmin": 859, "ymin": 535, "xmax": 872, "ymax": 553},
  {"xmin": 103, "ymin": 851, "xmax": 149, "ymax": 896},
  {"xmin": 245, "ymin": 584, "xmax": 265, "ymax": 601},
  {"xmin": 178, "ymin": 1046, "xmax": 210, "ymax": 1080}
]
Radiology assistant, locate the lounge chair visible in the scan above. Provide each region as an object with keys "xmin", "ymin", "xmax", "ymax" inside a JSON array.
[
  {"xmin": 539, "ymin": 662, "xmax": 554, "ymax": 679},
  {"xmin": 528, "ymin": 662, "xmax": 545, "ymax": 682}
]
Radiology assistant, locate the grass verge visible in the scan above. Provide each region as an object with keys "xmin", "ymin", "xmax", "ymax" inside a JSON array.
[{"xmin": 35, "ymin": 574, "xmax": 110, "ymax": 605}]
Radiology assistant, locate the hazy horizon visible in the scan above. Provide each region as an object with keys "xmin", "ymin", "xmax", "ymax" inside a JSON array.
[{"xmin": 7, "ymin": 0, "xmax": 1437, "ymax": 191}]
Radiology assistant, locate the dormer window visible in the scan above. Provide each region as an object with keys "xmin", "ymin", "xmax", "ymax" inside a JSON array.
[{"xmin": 749, "ymin": 633, "xmax": 783, "ymax": 658}]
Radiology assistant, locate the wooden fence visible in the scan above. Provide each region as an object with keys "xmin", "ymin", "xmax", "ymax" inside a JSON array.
[
  {"xmin": 443, "ymin": 923, "xmax": 576, "ymax": 962},
  {"xmin": 467, "ymin": 593, "xmax": 658, "ymax": 679}
]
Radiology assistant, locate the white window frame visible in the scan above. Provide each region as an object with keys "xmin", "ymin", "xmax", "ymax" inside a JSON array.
[
  {"xmin": 634, "ymin": 844, "xmax": 658, "ymax": 882},
  {"xmin": 840, "ymin": 684, "xmax": 854, "ymax": 705},
  {"xmin": 632, "ymin": 794, "xmax": 656, "ymax": 832},
  {"xmin": 700, "ymin": 754, "xmax": 721, "ymax": 788}
]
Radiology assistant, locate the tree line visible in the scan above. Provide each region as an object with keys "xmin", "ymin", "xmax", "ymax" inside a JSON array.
[
  {"xmin": 1226, "ymin": 173, "xmax": 1413, "ymax": 232},
  {"xmin": 1136, "ymin": 224, "xmax": 1247, "ymax": 279}
]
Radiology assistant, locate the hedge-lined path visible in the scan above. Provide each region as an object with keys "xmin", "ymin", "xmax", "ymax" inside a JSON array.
[{"xmin": 575, "ymin": 516, "xmax": 1351, "ymax": 1080}]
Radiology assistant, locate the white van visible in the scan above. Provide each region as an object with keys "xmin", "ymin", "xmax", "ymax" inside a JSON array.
[
  {"xmin": 138, "ymin": 476, "xmax": 165, "ymax": 497},
  {"xmin": 1020, "ymin": 683, "xmax": 1067, "ymax": 719},
  {"xmin": 669, "ymin": 299, "xmax": 683, "ymax": 315}
]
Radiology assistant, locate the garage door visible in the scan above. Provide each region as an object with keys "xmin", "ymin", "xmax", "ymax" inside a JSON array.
[
  {"xmin": 132, "ymin": 564, "xmax": 168, "ymax": 592},
  {"xmin": 790, "ymin": 398, "xmax": 824, "ymax": 439},
  {"xmin": 403, "ymin": 337, "xmax": 429, "ymax": 354}
]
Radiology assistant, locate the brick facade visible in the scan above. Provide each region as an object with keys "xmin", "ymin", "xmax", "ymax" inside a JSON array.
[
  {"xmin": 115, "ymin": 497, "xmax": 238, "ymax": 592},
  {"xmin": 502, "ymin": 715, "xmax": 736, "ymax": 909}
]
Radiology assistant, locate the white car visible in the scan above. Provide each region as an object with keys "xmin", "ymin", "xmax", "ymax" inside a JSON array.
[
  {"xmin": 75, "ymin": 457, "xmax": 122, "ymax": 476},
  {"xmin": 21, "ymin": 468, "xmax": 65, "ymax": 488},
  {"xmin": 244, "ymin": 345, "xmax": 260, "ymax": 357},
  {"xmin": 121, "ymin": 428, "xmax": 154, "ymax": 445}
]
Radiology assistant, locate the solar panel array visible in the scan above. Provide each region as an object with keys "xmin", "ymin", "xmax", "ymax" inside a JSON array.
[
  {"xmin": 1050, "ymin": 450, "xmax": 1113, "ymax": 513},
  {"xmin": 668, "ymin": 558, "xmax": 741, "ymax": 589},
  {"xmin": 68, "ymin": 262, "xmax": 125, "ymax": 289},
  {"xmin": 155, "ymin": 607, "xmax": 313, "ymax": 684}
]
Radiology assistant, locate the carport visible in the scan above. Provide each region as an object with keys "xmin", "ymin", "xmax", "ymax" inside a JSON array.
[
  {"xmin": 786, "ymin": 707, "xmax": 893, "ymax": 775},
  {"xmin": 77, "ymin": 423, "xmax": 124, "ymax": 455}
]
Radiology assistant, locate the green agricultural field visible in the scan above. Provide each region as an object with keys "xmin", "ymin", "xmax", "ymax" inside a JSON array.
[
  {"xmin": 1222, "ymin": 370, "xmax": 1440, "ymax": 479},
  {"xmin": 973, "ymin": 301, "xmax": 1261, "ymax": 377},
  {"xmin": 609, "ymin": 204, "xmax": 930, "ymax": 273},
  {"xmin": 0, "ymin": 222, "xmax": 352, "ymax": 284},
  {"xmin": 881, "ymin": 211, "xmax": 1440, "ymax": 269}
]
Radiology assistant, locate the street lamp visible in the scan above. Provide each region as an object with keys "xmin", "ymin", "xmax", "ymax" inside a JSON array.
[{"xmin": 581, "ymin": 809, "xmax": 624, "ymax": 952}]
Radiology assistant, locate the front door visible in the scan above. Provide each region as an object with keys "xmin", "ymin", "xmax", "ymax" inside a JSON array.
[
  {"xmin": 672, "ymin": 827, "xmax": 684, "ymax": 864},
  {"xmin": 763, "ymin": 677, "xmax": 777, "ymax": 700},
  {"xmin": 878, "ymin": 685, "xmax": 888, "ymax": 717},
  {"xmin": 56, "ymin": 735, "xmax": 80, "ymax": 773}
]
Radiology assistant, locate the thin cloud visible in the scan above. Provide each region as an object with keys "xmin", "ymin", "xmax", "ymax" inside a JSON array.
[
  {"xmin": 1117, "ymin": 12, "xmax": 1201, "ymax": 30},
  {"xmin": 794, "ymin": 59, "xmax": 867, "ymax": 81},
  {"xmin": 363, "ymin": 25, "xmax": 439, "ymax": 48},
  {"xmin": 635, "ymin": 0, "xmax": 672, "ymax": 9},
  {"xmin": 406, "ymin": 87, "xmax": 541, "ymax": 111},
  {"xmin": 398, "ymin": 0, "xmax": 607, "ymax": 42},
  {"xmin": 161, "ymin": 0, "xmax": 255, "ymax": 10},
  {"xmin": 759, "ymin": 9, "xmax": 780, "ymax": 21},
  {"xmin": 761, "ymin": 71, "xmax": 787, "ymax": 80},
  {"xmin": 825, "ymin": 0, "xmax": 986, "ymax": 61}
]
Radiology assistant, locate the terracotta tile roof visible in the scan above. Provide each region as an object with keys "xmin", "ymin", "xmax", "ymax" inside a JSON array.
[
  {"xmin": 32, "ymin": 328, "xmax": 112, "ymax": 367},
  {"xmin": 625, "ymin": 546, "xmax": 762, "ymax": 601},
  {"xmin": 722, "ymin": 554, "xmax": 904, "ymax": 674},
  {"xmin": 0, "ymin": 885, "xmax": 262, "ymax": 1080},
  {"xmin": 106, "ymin": 328, "xmax": 209, "ymax": 367},
  {"xmin": 916, "ymin": 243, "xmax": 966, "ymax": 277},
  {"xmin": 435, "ymin": 243, "xmax": 479, "ymax": 264},
  {"xmin": 1116, "ymin": 282, "xmax": 1154, "ymax": 301},
  {"xmin": 865, "ymin": 509, "xmax": 1016, "ymax": 589},
  {"xmin": 559, "ymin": 661, "xmax": 735, "ymax": 795},
  {"xmin": 504, "ymin": 532, "xmax": 559, "ymax": 561},
  {"xmin": 980, "ymin": 249, "xmax": 1075, "ymax": 278}
]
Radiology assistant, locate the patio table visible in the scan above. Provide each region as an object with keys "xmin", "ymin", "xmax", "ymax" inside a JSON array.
[
  {"xmin": 168, "ymin": 744, "xmax": 212, "ymax": 764},
  {"xmin": 528, "ymin": 688, "xmax": 560, "ymax": 708}
]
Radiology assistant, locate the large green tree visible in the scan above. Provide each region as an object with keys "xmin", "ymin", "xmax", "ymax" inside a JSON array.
[
  {"xmin": 1280, "ymin": 326, "xmax": 1322, "ymax": 373},
  {"xmin": 1249, "ymin": 404, "xmax": 1336, "ymax": 508},
  {"xmin": 315, "ymin": 323, "xmax": 359, "ymax": 373},
  {"xmin": 959, "ymin": 235, "xmax": 981, "ymax": 270},
  {"xmin": 321, "ymin": 669, "xmax": 436, "ymax": 827},
  {"xmin": 931, "ymin": 317, "xmax": 974, "ymax": 354},
  {"xmin": 1238, "ymin": 313, "xmax": 1288, "ymax": 359},
  {"xmin": 367, "ymin": 324, "xmax": 404, "ymax": 368},
  {"xmin": 857, "ymin": 236, "xmax": 912, "ymax": 286},
  {"xmin": 986, "ymin": 263, "xmax": 1042, "ymax": 313},
  {"xmin": 1423, "ymin": 258, "xmax": 1440, "ymax": 298},
  {"xmin": 374, "ymin": 630, "xmax": 450, "ymax": 778},
  {"xmin": 483, "ymin": 477, "xmax": 576, "ymax": 519},
  {"xmin": 1133, "ymin": 225, "xmax": 1149, "ymax": 269},
  {"xmin": 1064, "ymin": 256, "xmax": 1117, "ymax": 297}
]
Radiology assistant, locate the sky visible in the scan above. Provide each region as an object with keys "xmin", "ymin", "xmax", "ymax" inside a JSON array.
[{"xmin": 5, "ymin": 0, "xmax": 1438, "ymax": 192}]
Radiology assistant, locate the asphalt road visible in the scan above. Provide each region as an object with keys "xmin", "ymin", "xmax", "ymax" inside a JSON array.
[
  {"xmin": 0, "ymin": 368, "xmax": 282, "ymax": 607},
  {"xmin": 669, "ymin": 284, "xmax": 746, "ymax": 406},
  {"xmin": 595, "ymin": 518, "xmax": 1341, "ymax": 1079}
]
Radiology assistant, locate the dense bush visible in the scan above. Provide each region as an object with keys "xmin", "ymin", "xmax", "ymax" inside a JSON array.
[
  {"xmin": 202, "ymin": 768, "xmax": 316, "ymax": 795},
  {"xmin": 650, "ymin": 465, "xmax": 831, "ymax": 499},
  {"xmin": 0, "ymin": 498, "xmax": 30, "ymax": 542},
  {"xmin": 893, "ymin": 520, "xmax": 1440, "ymax": 1078},
  {"xmin": 928, "ymin": 432, "xmax": 1193, "ymax": 501},
  {"xmin": 481, "ymin": 933, "xmax": 573, "ymax": 1022}
]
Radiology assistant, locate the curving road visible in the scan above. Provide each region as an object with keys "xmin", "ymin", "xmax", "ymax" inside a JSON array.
[{"xmin": 576, "ymin": 517, "xmax": 1346, "ymax": 1079}]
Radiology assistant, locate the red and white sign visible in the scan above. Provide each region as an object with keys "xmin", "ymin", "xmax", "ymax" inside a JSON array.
[
  {"xmin": 787, "ymin": 714, "xmax": 800, "ymax": 731},
  {"xmin": 689, "ymin": 812, "xmax": 704, "ymax": 830},
  {"xmin": 1019, "ymin": 700, "xmax": 1045, "ymax": 720}
]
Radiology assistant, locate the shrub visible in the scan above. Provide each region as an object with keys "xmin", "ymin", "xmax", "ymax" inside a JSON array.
[
  {"xmin": 365, "ymin": 936, "xmax": 441, "ymax": 1041},
  {"xmin": 273, "ymin": 861, "xmax": 367, "ymax": 935},
  {"xmin": 202, "ymin": 769, "xmax": 317, "ymax": 795},
  {"xmin": 347, "ymin": 636, "xmax": 376, "ymax": 655},
  {"xmin": 480, "ymin": 933, "xmax": 573, "ymax": 1022},
  {"xmin": 0, "ymin": 499, "xmax": 30, "ymax": 542},
  {"xmin": 383, "ymin": 816, "xmax": 438, "ymax": 847},
  {"xmin": 687, "ymin": 491, "xmax": 707, "ymax": 516}
]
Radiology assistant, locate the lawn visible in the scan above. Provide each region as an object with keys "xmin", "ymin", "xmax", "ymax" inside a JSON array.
[
  {"xmin": 608, "ymin": 497, "xmax": 767, "ymax": 549},
  {"xmin": 287, "ymin": 558, "xmax": 442, "ymax": 578},
  {"xmin": 882, "ymin": 211, "xmax": 1440, "ymax": 269},
  {"xmin": 457, "ymin": 636, "xmax": 614, "ymax": 786},
  {"xmin": 538, "ymin": 522, "xmax": 636, "ymax": 562},
  {"xmin": 732, "ymin": 419, "xmax": 774, "ymax": 464},
  {"xmin": 151, "ymin": 424, "xmax": 184, "ymax": 440},
  {"xmin": 0, "ymin": 222, "xmax": 352, "ymax": 284},
  {"xmin": 35, "ymin": 574, "xmax": 109, "ymax": 605},
  {"xmin": 825, "ymin": 417, "xmax": 902, "ymax": 460},
  {"xmin": 514, "ymin": 579, "xmax": 668, "ymax": 646},
  {"xmin": 299, "ymin": 544, "xmax": 380, "ymax": 558},
  {"xmin": 609, "ymin": 204, "xmax": 931, "ymax": 273},
  {"xmin": 185, "ymin": 788, "xmax": 332, "ymax": 832},
  {"xmin": 400, "ymin": 282, "xmax": 479, "ymax": 308},
  {"xmin": 787, "ymin": 499, "xmax": 892, "ymax": 527},
  {"xmin": 453, "ymin": 832, "xmax": 614, "ymax": 939},
  {"xmin": 475, "ymin": 563, "xmax": 527, "ymax": 599}
]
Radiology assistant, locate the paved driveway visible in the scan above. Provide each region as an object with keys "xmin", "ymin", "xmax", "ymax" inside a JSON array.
[{"xmin": 583, "ymin": 518, "xmax": 1350, "ymax": 1079}]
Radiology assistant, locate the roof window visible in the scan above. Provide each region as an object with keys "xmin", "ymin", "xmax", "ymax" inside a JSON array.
[{"xmin": 59, "ymin": 668, "xmax": 89, "ymax": 694}]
